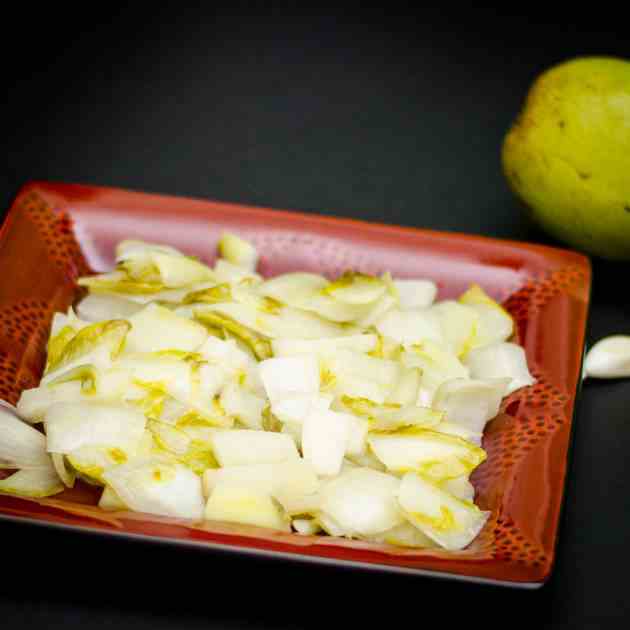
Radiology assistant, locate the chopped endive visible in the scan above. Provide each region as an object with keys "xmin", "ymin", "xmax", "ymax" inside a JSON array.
[
  {"xmin": 583, "ymin": 335, "xmax": 630, "ymax": 378},
  {"xmin": 367, "ymin": 522, "xmax": 438, "ymax": 548},
  {"xmin": 440, "ymin": 475, "xmax": 475, "ymax": 502},
  {"xmin": 195, "ymin": 300, "xmax": 343, "ymax": 340},
  {"xmin": 213, "ymin": 259, "xmax": 262, "ymax": 284},
  {"xmin": 318, "ymin": 467, "xmax": 403, "ymax": 537},
  {"xmin": 0, "ymin": 406, "xmax": 53, "ymax": 470},
  {"xmin": 51, "ymin": 452, "xmax": 76, "ymax": 488},
  {"xmin": 401, "ymin": 340, "xmax": 469, "ymax": 407},
  {"xmin": 433, "ymin": 377, "xmax": 509, "ymax": 434},
  {"xmin": 375, "ymin": 309, "xmax": 443, "ymax": 346},
  {"xmin": 217, "ymin": 232, "xmax": 259, "ymax": 271},
  {"xmin": 396, "ymin": 472, "xmax": 489, "ymax": 551},
  {"xmin": 16, "ymin": 381, "xmax": 84, "ymax": 423},
  {"xmin": 204, "ymin": 482, "xmax": 290, "ymax": 532},
  {"xmin": 292, "ymin": 518, "xmax": 322, "ymax": 535},
  {"xmin": 76, "ymin": 293, "xmax": 144, "ymax": 322},
  {"xmin": 433, "ymin": 421, "xmax": 483, "ymax": 447},
  {"xmin": 103, "ymin": 456, "xmax": 205, "ymax": 520},
  {"xmin": 0, "ymin": 466, "xmax": 64, "ymax": 498},
  {"xmin": 259, "ymin": 273, "xmax": 328, "ymax": 302},
  {"xmin": 367, "ymin": 427, "xmax": 486, "ymax": 481},
  {"xmin": 385, "ymin": 367, "xmax": 421, "ymax": 406},
  {"xmin": 272, "ymin": 393, "xmax": 333, "ymax": 426},
  {"xmin": 430, "ymin": 300, "xmax": 479, "ymax": 357},
  {"xmin": 193, "ymin": 309, "xmax": 272, "ymax": 359},
  {"xmin": 43, "ymin": 319, "xmax": 130, "ymax": 381},
  {"xmin": 124, "ymin": 303, "xmax": 208, "ymax": 354},
  {"xmin": 210, "ymin": 429, "xmax": 299, "ymax": 466},
  {"xmin": 271, "ymin": 334, "xmax": 378, "ymax": 357},
  {"xmin": 181, "ymin": 283, "xmax": 232, "ymax": 305},
  {"xmin": 322, "ymin": 271, "xmax": 388, "ymax": 305},
  {"xmin": 337, "ymin": 396, "xmax": 443, "ymax": 431},
  {"xmin": 219, "ymin": 382, "xmax": 266, "ymax": 429},
  {"xmin": 301, "ymin": 408, "xmax": 351, "ymax": 477},
  {"xmin": 98, "ymin": 485, "xmax": 128, "ymax": 511},
  {"xmin": 20, "ymin": 236, "xmax": 538, "ymax": 552},
  {"xmin": 458, "ymin": 284, "xmax": 513, "ymax": 347},
  {"xmin": 393, "ymin": 279, "xmax": 438, "ymax": 310},
  {"xmin": 116, "ymin": 240, "xmax": 214, "ymax": 288},
  {"xmin": 258, "ymin": 356, "xmax": 320, "ymax": 405},
  {"xmin": 202, "ymin": 459, "xmax": 319, "ymax": 506},
  {"xmin": 44, "ymin": 402, "xmax": 146, "ymax": 454},
  {"xmin": 464, "ymin": 342, "xmax": 535, "ymax": 394},
  {"xmin": 66, "ymin": 445, "xmax": 135, "ymax": 484}
]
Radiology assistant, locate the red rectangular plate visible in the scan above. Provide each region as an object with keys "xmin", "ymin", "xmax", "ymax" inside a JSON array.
[{"xmin": 0, "ymin": 181, "xmax": 590, "ymax": 587}]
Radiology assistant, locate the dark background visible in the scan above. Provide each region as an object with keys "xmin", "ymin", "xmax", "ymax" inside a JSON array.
[{"xmin": 2, "ymin": 7, "xmax": 630, "ymax": 629}]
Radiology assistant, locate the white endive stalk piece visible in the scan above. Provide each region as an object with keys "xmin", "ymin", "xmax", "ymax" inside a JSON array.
[
  {"xmin": 103, "ymin": 457, "xmax": 205, "ymax": 520},
  {"xmin": 583, "ymin": 335, "xmax": 630, "ymax": 378},
  {"xmin": 0, "ymin": 406, "xmax": 53, "ymax": 469}
]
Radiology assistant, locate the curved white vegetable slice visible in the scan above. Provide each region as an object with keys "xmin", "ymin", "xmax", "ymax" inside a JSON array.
[
  {"xmin": 375, "ymin": 309, "xmax": 443, "ymax": 346},
  {"xmin": 42, "ymin": 319, "xmax": 130, "ymax": 383},
  {"xmin": 323, "ymin": 272, "xmax": 388, "ymax": 305},
  {"xmin": 258, "ymin": 356, "xmax": 320, "ymax": 405},
  {"xmin": 211, "ymin": 430, "xmax": 299, "ymax": 466},
  {"xmin": 433, "ymin": 421, "xmax": 483, "ymax": 447},
  {"xmin": 458, "ymin": 284, "xmax": 513, "ymax": 347},
  {"xmin": 394, "ymin": 279, "xmax": 437, "ymax": 310},
  {"xmin": 301, "ymin": 408, "xmax": 351, "ymax": 476},
  {"xmin": 292, "ymin": 518, "xmax": 322, "ymax": 535},
  {"xmin": 430, "ymin": 300, "xmax": 479, "ymax": 357},
  {"xmin": 202, "ymin": 459, "xmax": 319, "ymax": 504},
  {"xmin": 367, "ymin": 428, "xmax": 486, "ymax": 481},
  {"xmin": 66, "ymin": 445, "xmax": 135, "ymax": 483},
  {"xmin": 117, "ymin": 240, "xmax": 214, "ymax": 288},
  {"xmin": 0, "ymin": 407, "xmax": 52, "ymax": 469},
  {"xmin": 337, "ymin": 396, "xmax": 443, "ymax": 431},
  {"xmin": 204, "ymin": 482, "xmax": 290, "ymax": 531},
  {"xmin": 76, "ymin": 293, "xmax": 144, "ymax": 322},
  {"xmin": 324, "ymin": 350, "xmax": 400, "ymax": 389},
  {"xmin": 44, "ymin": 402, "xmax": 146, "ymax": 454},
  {"xmin": 259, "ymin": 273, "xmax": 328, "ymax": 302},
  {"xmin": 195, "ymin": 301, "xmax": 343, "ymax": 340},
  {"xmin": 103, "ymin": 457, "xmax": 204, "ymax": 520},
  {"xmin": 367, "ymin": 522, "xmax": 438, "ymax": 548},
  {"xmin": 51, "ymin": 453, "xmax": 76, "ymax": 488},
  {"xmin": 271, "ymin": 334, "xmax": 378, "ymax": 357},
  {"xmin": 319, "ymin": 467, "xmax": 403, "ymax": 537},
  {"xmin": 124, "ymin": 303, "xmax": 207, "ymax": 354},
  {"xmin": 217, "ymin": 232, "xmax": 259, "ymax": 271},
  {"xmin": 396, "ymin": 472, "xmax": 489, "ymax": 550},
  {"xmin": 17, "ymin": 382, "xmax": 84, "ymax": 423},
  {"xmin": 271, "ymin": 393, "xmax": 332, "ymax": 426},
  {"xmin": 385, "ymin": 367, "xmax": 421, "ymax": 406},
  {"xmin": 440, "ymin": 475, "xmax": 475, "ymax": 502},
  {"xmin": 464, "ymin": 342, "xmax": 535, "ymax": 394},
  {"xmin": 433, "ymin": 377, "xmax": 509, "ymax": 434},
  {"xmin": 402, "ymin": 341, "xmax": 469, "ymax": 407},
  {"xmin": 0, "ymin": 467, "xmax": 63, "ymax": 498},
  {"xmin": 98, "ymin": 485, "xmax": 128, "ymax": 511},
  {"xmin": 583, "ymin": 335, "xmax": 630, "ymax": 378},
  {"xmin": 219, "ymin": 382, "xmax": 266, "ymax": 429},
  {"xmin": 213, "ymin": 259, "xmax": 262, "ymax": 284}
]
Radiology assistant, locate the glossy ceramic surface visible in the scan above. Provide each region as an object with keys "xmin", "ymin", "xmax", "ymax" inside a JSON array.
[{"xmin": 0, "ymin": 181, "xmax": 591, "ymax": 586}]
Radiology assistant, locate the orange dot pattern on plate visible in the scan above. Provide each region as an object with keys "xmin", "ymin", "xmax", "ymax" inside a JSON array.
[
  {"xmin": 0, "ymin": 300, "xmax": 53, "ymax": 404},
  {"xmin": 19, "ymin": 191, "xmax": 91, "ymax": 282},
  {"xmin": 467, "ymin": 266, "xmax": 585, "ymax": 568}
]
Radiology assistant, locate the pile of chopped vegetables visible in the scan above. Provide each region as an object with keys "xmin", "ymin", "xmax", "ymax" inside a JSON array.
[{"xmin": 0, "ymin": 233, "xmax": 534, "ymax": 550}]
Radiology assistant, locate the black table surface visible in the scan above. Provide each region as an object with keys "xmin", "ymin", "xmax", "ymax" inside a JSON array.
[{"xmin": 2, "ymin": 8, "xmax": 630, "ymax": 629}]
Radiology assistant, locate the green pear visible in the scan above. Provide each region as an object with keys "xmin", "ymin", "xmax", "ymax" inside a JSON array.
[{"xmin": 502, "ymin": 56, "xmax": 630, "ymax": 259}]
